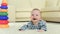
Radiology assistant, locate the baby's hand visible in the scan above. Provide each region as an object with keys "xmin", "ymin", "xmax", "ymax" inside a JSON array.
[{"xmin": 19, "ymin": 29, "xmax": 24, "ymax": 31}]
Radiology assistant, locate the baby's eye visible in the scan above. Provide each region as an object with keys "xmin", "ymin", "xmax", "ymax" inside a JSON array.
[
  {"xmin": 36, "ymin": 14, "xmax": 38, "ymax": 16},
  {"xmin": 32, "ymin": 14, "xmax": 34, "ymax": 16}
]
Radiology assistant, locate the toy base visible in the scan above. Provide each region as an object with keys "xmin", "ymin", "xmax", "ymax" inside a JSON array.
[{"xmin": 0, "ymin": 24, "xmax": 9, "ymax": 28}]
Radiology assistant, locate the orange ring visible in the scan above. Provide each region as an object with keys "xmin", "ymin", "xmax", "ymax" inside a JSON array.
[
  {"xmin": 0, "ymin": 24, "xmax": 9, "ymax": 28},
  {"xmin": 2, "ymin": 0, "xmax": 8, "ymax": 3},
  {"xmin": 0, "ymin": 9, "xmax": 8, "ymax": 12}
]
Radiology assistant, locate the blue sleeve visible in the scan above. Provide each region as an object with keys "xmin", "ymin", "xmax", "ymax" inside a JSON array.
[
  {"xmin": 20, "ymin": 22, "xmax": 31, "ymax": 30},
  {"xmin": 20, "ymin": 25, "xmax": 28, "ymax": 30},
  {"xmin": 40, "ymin": 20, "xmax": 47, "ymax": 31}
]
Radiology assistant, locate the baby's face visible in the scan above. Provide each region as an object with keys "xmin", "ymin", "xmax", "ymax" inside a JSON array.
[{"xmin": 31, "ymin": 10, "xmax": 41, "ymax": 23}]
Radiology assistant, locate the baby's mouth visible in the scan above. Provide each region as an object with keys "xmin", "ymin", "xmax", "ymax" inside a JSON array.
[{"xmin": 33, "ymin": 18, "xmax": 37, "ymax": 20}]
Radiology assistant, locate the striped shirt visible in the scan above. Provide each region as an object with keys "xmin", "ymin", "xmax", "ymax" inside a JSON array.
[{"xmin": 19, "ymin": 20, "xmax": 47, "ymax": 31}]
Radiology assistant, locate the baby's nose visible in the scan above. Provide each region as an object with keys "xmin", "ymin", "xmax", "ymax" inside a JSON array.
[{"xmin": 33, "ymin": 16, "xmax": 36, "ymax": 18}]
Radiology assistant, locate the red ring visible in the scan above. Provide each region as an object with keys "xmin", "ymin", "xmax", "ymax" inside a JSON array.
[
  {"xmin": 0, "ymin": 20, "xmax": 9, "ymax": 24},
  {"xmin": 1, "ymin": 3, "xmax": 7, "ymax": 6}
]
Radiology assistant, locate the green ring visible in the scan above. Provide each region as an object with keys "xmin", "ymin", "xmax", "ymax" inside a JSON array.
[{"xmin": 0, "ymin": 12, "xmax": 8, "ymax": 16}]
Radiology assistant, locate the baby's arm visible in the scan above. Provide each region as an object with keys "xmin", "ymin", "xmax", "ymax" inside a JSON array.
[
  {"xmin": 19, "ymin": 25, "xmax": 28, "ymax": 31},
  {"xmin": 38, "ymin": 20, "xmax": 47, "ymax": 32},
  {"xmin": 19, "ymin": 22, "xmax": 32, "ymax": 31},
  {"xmin": 40, "ymin": 20, "xmax": 47, "ymax": 31}
]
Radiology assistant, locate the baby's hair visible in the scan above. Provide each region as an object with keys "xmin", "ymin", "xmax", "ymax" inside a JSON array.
[
  {"xmin": 31, "ymin": 8, "xmax": 41, "ymax": 17},
  {"xmin": 32, "ymin": 8, "xmax": 40, "ymax": 12},
  {"xmin": 31, "ymin": 8, "xmax": 41, "ymax": 14}
]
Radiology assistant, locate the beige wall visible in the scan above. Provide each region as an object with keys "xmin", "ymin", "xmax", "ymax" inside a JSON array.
[
  {"xmin": 7, "ymin": 0, "xmax": 60, "ymax": 10},
  {"xmin": 46, "ymin": 0, "xmax": 58, "ymax": 7},
  {"xmin": 7, "ymin": 0, "xmax": 60, "ymax": 22},
  {"xmin": 8, "ymin": 0, "xmax": 46, "ymax": 11}
]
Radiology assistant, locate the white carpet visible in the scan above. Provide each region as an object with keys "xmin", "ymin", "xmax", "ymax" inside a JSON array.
[{"xmin": 0, "ymin": 22, "xmax": 60, "ymax": 34}]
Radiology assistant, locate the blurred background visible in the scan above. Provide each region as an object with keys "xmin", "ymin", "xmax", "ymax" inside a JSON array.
[{"xmin": 5, "ymin": 0, "xmax": 60, "ymax": 22}]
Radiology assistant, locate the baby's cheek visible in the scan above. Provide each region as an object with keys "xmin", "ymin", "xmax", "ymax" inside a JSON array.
[
  {"xmin": 30, "ymin": 17, "xmax": 33, "ymax": 19},
  {"xmin": 31, "ymin": 16, "xmax": 33, "ymax": 18},
  {"xmin": 37, "ymin": 17, "xmax": 40, "ymax": 19}
]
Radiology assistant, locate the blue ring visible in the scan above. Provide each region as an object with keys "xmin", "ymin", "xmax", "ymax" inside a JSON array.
[
  {"xmin": 0, "ymin": 16, "xmax": 8, "ymax": 20},
  {"xmin": 0, "ymin": 6, "xmax": 1, "ymax": 8},
  {"xmin": 1, "ymin": 5, "xmax": 8, "ymax": 9}
]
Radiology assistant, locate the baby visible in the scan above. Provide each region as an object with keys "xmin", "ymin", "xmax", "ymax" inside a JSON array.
[{"xmin": 19, "ymin": 8, "xmax": 47, "ymax": 31}]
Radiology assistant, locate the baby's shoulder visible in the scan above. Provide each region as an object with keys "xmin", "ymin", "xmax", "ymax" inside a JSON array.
[
  {"xmin": 40, "ymin": 20, "xmax": 46, "ymax": 22},
  {"xmin": 27, "ymin": 21, "xmax": 32, "ymax": 25},
  {"xmin": 39, "ymin": 20, "xmax": 46, "ymax": 24}
]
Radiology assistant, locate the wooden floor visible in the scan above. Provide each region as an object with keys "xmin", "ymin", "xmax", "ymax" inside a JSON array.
[{"xmin": 0, "ymin": 22, "xmax": 60, "ymax": 34}]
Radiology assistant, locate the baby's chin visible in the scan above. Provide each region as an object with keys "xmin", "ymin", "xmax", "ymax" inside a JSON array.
[{"xmin": 32, "ymin": 20, "xmax": 38, "ymax": 22}]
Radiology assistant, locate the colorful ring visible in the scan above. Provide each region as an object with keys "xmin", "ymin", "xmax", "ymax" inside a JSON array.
[
  {"xmin": 0, "ymin": 16, "xmax": 8, "ymax": 20},
  {"xmin": 0, "ymin": 24, "xmax": 9, "ymax": 28},
  {"xmin": 1, "ymin": 3, "xmax": 7, "ymax": 6},
  {"xmin": 0, "ymin": 12, "xmax": 8, "ymax": 16},
  {"xmin": 0, "ymin": 20, "xmax": 9, "ymax": 24},
  {"xmin": 0, "ymin": 9, "xmax": 8, "ymax": 12},
  {"xmin": 1, "ymin": 6, "xmax": 8, "ymax": 9}
]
